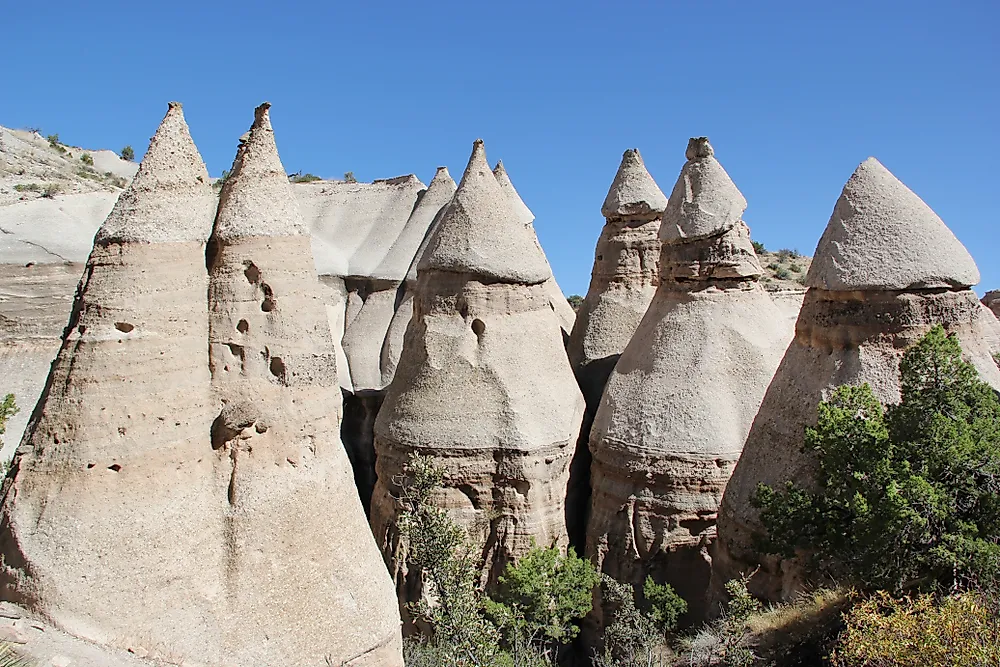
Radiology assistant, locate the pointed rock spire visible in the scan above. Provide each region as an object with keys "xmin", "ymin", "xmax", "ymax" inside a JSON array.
[
  {"xmin": 806, "ymin": 157, "xmax": 980, "ymax": 290},
  {"xmin": 0, "ymin": 102, "xmax": 223, "ymax": 660},
  {"xmin": 493, "ymin": 159, "xmax": 534, "ymax": 225},
  {"xmin": 659, "ymin": 138, "xmax": 762, "ymax": 280},
  {"xmin": 600, "ymin": 148, "xmax": 668, "ymax": 219},
  {"xmin": 419, "ymin": 140, "xmax": 550, "ymax": 284},
  {"xmin": 660, "ymin": 137, "xmax": 747, "ymax": 243},
  {"xmin": 96, "ymin": 101, "xmax": 215, "ymax": 244},
  {"xmin": 206, "ymin": 103, "xmax": 403, "ymax": 665},
  {"xmin": 212, "ymin": 102, "xmax": 307, "ymax": 239}
]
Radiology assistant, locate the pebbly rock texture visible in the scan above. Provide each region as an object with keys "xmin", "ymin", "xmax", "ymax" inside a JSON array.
[
  {"xmin": 714, "ymin": 157, "xmax": 1000, "ymax": 605},
  {"xmin": 565, "ymin": 148, "xmax": 666, "ymax": 549},
  {"xmin": 0, "ymin": 103, "xmax": 225, "ymax": 659},
  {"xmin": 370, "ymin": 140, "xmax": 585, "ymax": 603},
  {"xmin": 493, "ymin": 160, "xmax": 577, "ymax": 337},
  {"xmin": 206, "ymin": 103, "xmax": 401, "ymax": 665},
  {"xmin": 586, "ymin": 138, "xmax": 792, "ymax": 623}
]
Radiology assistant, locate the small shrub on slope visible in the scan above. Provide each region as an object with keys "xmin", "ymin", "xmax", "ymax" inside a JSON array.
[
  {"xmin": 753, "ymin": 325, "xmax": 1000, "ymax": 595},
  {"xmin": 831, "ymin": 591, "xmax": 1000, "ymax": 667}
]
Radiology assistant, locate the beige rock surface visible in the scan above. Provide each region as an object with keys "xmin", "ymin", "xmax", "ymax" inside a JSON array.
[
  {"xmin": 565, "ymin": 148, "xmax": 665, "ymax": 548},
  {"xmin": 206, "ymin": 103, "xmax": 402, "ymax": 665},
  {"xmin": 370, "ymin": 140, "xmax": 585, "ymax": 599},
  {"xmin": 714, "ymin": 158, "xmax": 1000, "ymax": 605},
  {"xmin": 0, "ymin": 103, "xmax": 226, "ymax": 661},
  {"xmin": 493, "ymin": 161, "xmax": 577, "ymax": 335},
  {"xmin": 586, "ymin": 138, "xmax": 791, "ymax": 622}
]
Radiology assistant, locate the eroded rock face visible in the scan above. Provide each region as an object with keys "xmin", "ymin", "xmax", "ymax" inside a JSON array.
[
  {"xmin": 370, "ymin": 140, "xmax": 585, "ymax": 604},
  {"xmin": 206, "ymin": 103, "xmax": 402, "ymax": 665},
  {"xmin": 493, "ymin": 160, "xmax": 577, "ymax": 337},
  {"xmin": 586, "ymin": 138, "xmax": 791, "ymax": 623},
  {"xmin": 0, "ymin": 103, "xmax": 225, "ymax": 660},
  {"xmin": 714, "ymin": 158, "xmax": 1000, "ymax": 605},
  {"xmin": 565, "ymin": 148, "xmax": 665, "ymax": 548}
]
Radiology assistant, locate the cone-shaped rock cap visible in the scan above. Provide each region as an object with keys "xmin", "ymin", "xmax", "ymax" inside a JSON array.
[
  {"xmin": 419, "ymin": 140, "xmax": 550, "ymax": 284},
  {"xmin": 806, "ymin": 158, "xmax": 980, "ymax": 290},
  {"xmin": 212, "ymin": 102, "xmax": 308, "ymax": 240},
  {"xmin": 404, "ymin": 167, "xmax": 457, "ymax": 283},
  {"xmin": 660, "ymin": 137, "xmax": 747, "ymax": 243},
  {"xmin": 96, "ymin": 102, "xmax": 214, "ymax": 244},
  {"xmin": 493, "ymin": 160, "xmax": 534, "ymax": 225},
  {"xmin": 601, "ymin": 148, "xmax": 668, "ymax": 219}
]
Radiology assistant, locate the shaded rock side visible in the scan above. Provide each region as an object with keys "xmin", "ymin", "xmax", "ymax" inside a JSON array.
[
  {"xmin": 207, "ymin": 103, "xmax": 402, "ymax": 666},
  {"xmin": 586, "ymin": 139, "xmax": 790, "ymax": 624},
  {"xmin": 370, "ymin": 140, "xmax": 585, "ymax": 602},
  {"xmin": 493, "ymin": 160, "xmax": 577, "ymax": 335},
  {"xmin": 983, "ymin": 290, "xmax": 1000, "ymax": 319},
  {"xmin": 714, "ymin": 159, "xmax": 1000, "ymax": 606},
  {"xmin": 0, "ymin": 103, "xmax": 225, "ymax": 659}
]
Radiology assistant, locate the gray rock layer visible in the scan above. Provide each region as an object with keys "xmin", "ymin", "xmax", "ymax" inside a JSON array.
[{"xmin": 714, "ymin": 287, "xmax": 1000, "ymax": 603}]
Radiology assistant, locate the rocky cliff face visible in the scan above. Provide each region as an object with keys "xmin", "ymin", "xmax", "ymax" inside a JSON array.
[
  {"xmin": 714, "ymin": 157, "xmax": 1000, "ymax": 605},
  {"xmin": 369, "ymin": 140, "xmax": 584, "ymax": 604},
  {"xmin": 585, "ymin": 138, "xmax": 791, "ymax": 625}
]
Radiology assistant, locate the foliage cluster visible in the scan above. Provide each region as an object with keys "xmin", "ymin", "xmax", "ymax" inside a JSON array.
[
  {"xmin": 566, "ymin": 294, "xmax": 584, "ymax": 311},
  {"xmin": 751, "ymin": 240, "xmax": 766, "ymax": 255},
  {"xmin": 289, "ymin": 171, "xmax": 322, "ymax": 183},
  {"xmin": 831, "ymin": 591, "xmax": 1000, "ymax": 666},
  {"xmin": 754, "ymin": 325, "xmax": 1000, "ymax": 595},
  {"xmin": 120, "ymin": 145, "xmax": 134, "ymax": 162},
  {"xmin": 80, "ymin": 153, "xmax": 93, "ymax": 166}
]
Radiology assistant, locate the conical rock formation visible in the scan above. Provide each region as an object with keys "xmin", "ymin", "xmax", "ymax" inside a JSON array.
[
  {"xmin": 207, "ymin": 103, "xmax": 402, "ymax": 665},
  {"xmin": 981, "ymin": 290, "xmax": 999, "ymax": 319},
  {"xmin": 370, "ymin": 140, "xmax": 585, "ymax": 600},
  {"xmin": 494, "ymin": 160, "xmax": 577, "ymax": 335},
  {"xmin": 0, "ymin": 103, "xmax": 224, "ymax": 658},
  {"xmin": 565, "ymin": 148, "xmax": 665, "ymax": 549},
  {"xmin": 714, "ymin": 158, "xmax": 1000, "ymax": 604},
  {"xmin": 586, "ymin": 138, "xmax": 791, "ymax": 623}
]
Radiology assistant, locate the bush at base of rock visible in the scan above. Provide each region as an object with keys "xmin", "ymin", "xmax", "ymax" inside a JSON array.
[{"xmin": 752, "ymin": 325, "xmax": 1000, "ymax": 595}]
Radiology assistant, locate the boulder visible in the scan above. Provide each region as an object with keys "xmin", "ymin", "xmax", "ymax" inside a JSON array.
[
  {"xmin": 714, "ymin": 157, "xmax": 1000, "ymax": 605},
  {"xmin": 370, "ymin": 140, "xmax": 585, "ymax": 602},
  {"xmin": 586, "ymin": 138, "xmax": 791, "ymax": 623},
  {"xmin": 206, "ymin": 103, "xmax": 402, "ymax": 665}
]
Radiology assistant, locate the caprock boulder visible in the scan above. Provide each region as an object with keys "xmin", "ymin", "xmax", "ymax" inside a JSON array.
[
  {"xmin": 0, "ymin": 103, "xmax": 224, "ymax": 659},
  {"xmin": 207, "ymin": 103, "xmax": 402, "ymax": 665},
  {"xmin": 494, "ymin": 160, "xmax": 577, "ymax": 336},
  {"xmin": 370, "ymin": 140, "xmax": 585, "ymax": 606},
  {"xmin": 714, "ymin": 157, "xmax": 1000, "ymax": 605},
  {"xmin": 586, "ymin": 138, "xmax": 791, "ymax": 624}
]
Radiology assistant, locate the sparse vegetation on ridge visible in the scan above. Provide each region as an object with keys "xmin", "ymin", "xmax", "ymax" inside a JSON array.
[{"xmin": 120, "ymin": 145, "xmax": 134, "ymax": 162}]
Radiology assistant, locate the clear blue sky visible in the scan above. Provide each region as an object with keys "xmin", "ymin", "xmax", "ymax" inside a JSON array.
[{"xmin": 4, "ymin": 1, "xmax": 997, "ymax": 296}]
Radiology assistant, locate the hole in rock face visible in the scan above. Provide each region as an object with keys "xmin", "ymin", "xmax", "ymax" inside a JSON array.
[
  {"xmin": 244, "ymin": 262, "xmax": 261, "ymax": 285},
  {"xmin": 269, "ymin": 356, "xmax": 286, "ymax": 382},
  {"xmin": 471, "ymin": 319, "xmax": 486, "ymax": 339},
  {"xmin": 117, "ymin": 427, "xmax": 126, "ymax": 436},
  {"xmin": 596, "ymin": 254, "xmax": 603, "ymax": 261},
  {"xmin": 108, "ymin": 464, "xmax": 122, "ymax": 472},
  {"xmin": 114, "ymin": 322, "xmax": 134, "ymax": 333},
  {"xmin": 225, "ymin": 343, "xmax": 244, "ymax": 360},
  {"xmin": 86, "ymin": 463, "xmax": 95, "ymax": 469},
  {"xmin": 261, "ymin": 296, "xmax": 276, "ymax": 312},
  {"xmin": 205, "ymin": 238, "xmax": 220, "ymax": 272},
  {"xmin": 77, "ymin": 325, "xmax": 86, "ymax": 335},
  {"xmin": 236, "ymin": 319, "xmax": 249, "ymax": 334}
]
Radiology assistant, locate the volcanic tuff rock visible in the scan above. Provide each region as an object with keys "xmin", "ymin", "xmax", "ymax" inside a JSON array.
[
  {"xmin": 493, "ymin": 160, "xmax": 577, "ymax": 336},
  {"xmin": 586, "ymin": 138, "xmax": 791, "ymax": 623},
  {"xmin": 206, "ymin": 103, "xmax": 401, "ymax": 665},
  {"xmin": 715, "ymin": 157, "xmax": 1000, "ymax": 605},
  {"xmin": 0, "ymin": 103, "xmax": 224, "ymax": 659},
  {"xmin": 565, "ymin": 148, "xmax": 666, "ymax": 548},
  {"xmin": 370, "ymin": 140, "xmax": 585, "ymax": 602}
]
